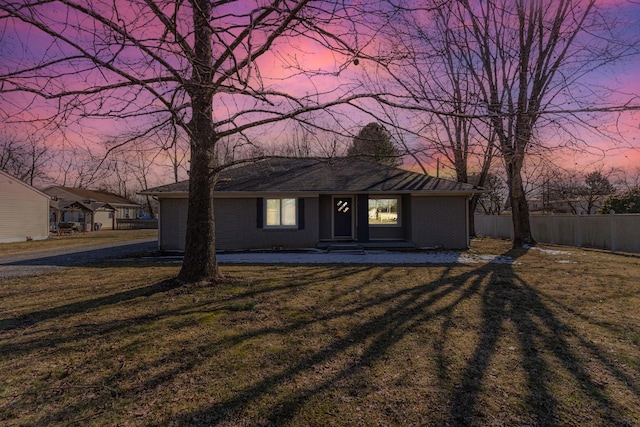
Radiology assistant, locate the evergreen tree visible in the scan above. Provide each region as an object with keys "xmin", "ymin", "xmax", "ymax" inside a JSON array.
[
  {"xmin": 599, "ymin": 188, "xmax": 640, "ymax": 214},
  {"xmin": 347, "ymin": 122, "xmax": 401, "ymax": 167}
]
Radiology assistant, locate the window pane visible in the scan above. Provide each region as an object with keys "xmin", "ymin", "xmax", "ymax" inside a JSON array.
[
  {"xmin": 265, "ymin": 198, "xmax": 297, "ymax": 227},
  {"xmin": 281, "ymin": 198, "xmax": 297, "ymax": 226},
  {"xmin": 266, "ymin": 199, "xmax": 281, "ymax": 226},
  {"xmin": 368, "ymin": 198, "xmax": 399, "ymax": 224}
]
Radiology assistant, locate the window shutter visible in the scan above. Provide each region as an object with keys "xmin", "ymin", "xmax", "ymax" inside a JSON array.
[
  {"xmin": 298, "ymin": 198, "xmax": 305, "ymax": 230},
  {"xmin": 256, "ymin": 198, "xmax": 263, "ymax": 228}
]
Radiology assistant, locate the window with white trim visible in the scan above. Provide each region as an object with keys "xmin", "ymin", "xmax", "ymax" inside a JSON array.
[
  {"xmin": 265, "ymin": 198, "xmax": 297, "ymax": 227},
  {"xmin": 368, "ymin": 197, "xmax": 400, "ymax": 225}
]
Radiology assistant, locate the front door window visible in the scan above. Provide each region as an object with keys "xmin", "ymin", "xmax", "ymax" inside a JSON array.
[{"xmin": 333, "ymin": 197, "xmax": 353, "ymax": 239}]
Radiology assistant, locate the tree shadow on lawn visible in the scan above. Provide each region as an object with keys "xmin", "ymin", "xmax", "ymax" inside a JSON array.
[
  {"xmin": 3, "ymin": 254, "xmax": 639, "ymax": 426},
  {"xmin": 0, "ymin": 266, "xmax": 378, "ymax": 424},
  {"xmin": 447, "ymin": 248, "xmax": 639, "ymax": 426},
  {"xmin": 0, "ymin": 279, "xmax": 183, "ymax": 334},
  {"xmin": 166, "ymin": 249, "xmax": 639, "ymax": 426}
]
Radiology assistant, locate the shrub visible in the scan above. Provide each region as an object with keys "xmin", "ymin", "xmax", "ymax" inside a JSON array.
[{"xmin": 598, "ymin": 187, "xmax": 640, "ymax": 214}]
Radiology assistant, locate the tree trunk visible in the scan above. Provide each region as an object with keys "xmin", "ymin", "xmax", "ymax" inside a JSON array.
[
  {"xmin": 177, "ymin": 0, "xmax": 221, "ymax": 283},
  {"xmin": 177, "ymin": 140, "xmax": 219, "ymax": 283},
  {"xmin": 505, "ymin": 154, "xmax": 535, "ymax": 247},
  {"xmin": 145, "ymin": 195, "xmax": 155, "ymax": 218}
]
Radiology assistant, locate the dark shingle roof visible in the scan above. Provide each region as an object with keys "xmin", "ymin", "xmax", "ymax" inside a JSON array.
[
  {"xmin": 143, "ymin": 157, "xmax": 482, "ymax": 195},
  {"xmin": 43, "ymin": 186, "xmax": 140, "ymax": 206}
]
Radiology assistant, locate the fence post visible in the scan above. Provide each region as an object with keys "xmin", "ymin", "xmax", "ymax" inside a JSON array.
[
  {"xmin": 576, "ymin": 211, "xmax": 582, "ymax": 248},
  {"xmin": 610, "ymin": 210, "xmax": 616, "ymax": 253}
]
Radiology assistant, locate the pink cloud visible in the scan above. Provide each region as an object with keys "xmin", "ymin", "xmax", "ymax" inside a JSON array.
[{"xmin": 2, "ymin": 0, "xmax": 639, "ymax": 182}]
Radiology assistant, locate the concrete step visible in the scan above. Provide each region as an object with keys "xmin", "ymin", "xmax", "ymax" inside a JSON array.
[{"xmin": 325, "ymin": 243, "xmax": 365, "ymax": 254}]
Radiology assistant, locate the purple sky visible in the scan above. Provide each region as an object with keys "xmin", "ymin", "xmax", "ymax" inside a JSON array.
[{"xmin": 0, "ymin": 0, "xmax": 638, "ymax": 183}]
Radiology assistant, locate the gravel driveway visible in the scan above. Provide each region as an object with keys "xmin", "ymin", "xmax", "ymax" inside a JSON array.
[{"xmin": 0, "ymin": 238, "xmax": 158, "ymax": 279}]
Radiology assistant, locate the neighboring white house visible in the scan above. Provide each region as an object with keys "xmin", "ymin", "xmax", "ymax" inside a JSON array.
[
  {"xmin": 0, "ymin": 170, "xmax": 50, "ymax": 243},
  {"xmin": 43, "ymin": 186, "xmax": 143, "ymax": 231}
]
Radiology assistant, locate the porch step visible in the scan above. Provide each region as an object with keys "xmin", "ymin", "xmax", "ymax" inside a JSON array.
[
  {"xmin": 325, "ymin": 243, "xmax": 365, "ymax": 254},
  {"xmin": 318, "ymin": 241, "xmax": 416, "ymax": 251}
]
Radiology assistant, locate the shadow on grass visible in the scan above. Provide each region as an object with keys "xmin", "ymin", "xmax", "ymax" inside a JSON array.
[
  {"xmin": 161, "ymin": 249, "xmax": 635, "ymax": 426},
  {"xmin": 448, "ymin": 247, "xmax": 636, "ymax": 426},
  {"xmin": 3, "ymin": 253, "xmax": 638, "ymax": 426},
  {"xmin": 0, "ymin": 278, "xmax": 181, "ymax": 333}
]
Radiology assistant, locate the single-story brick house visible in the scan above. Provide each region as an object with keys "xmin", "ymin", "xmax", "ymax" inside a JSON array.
[
  {"xmin": 0, "ymin": 170, "xmax": 50, "ymax": 243},
  {"xmin": 142, "ymin": 157, "xmax": 482, "ymax": 252}
]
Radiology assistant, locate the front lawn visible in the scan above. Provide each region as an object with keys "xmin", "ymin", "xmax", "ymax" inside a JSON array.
[{"xmin": 1, "ymin": 239, "xmax": 639, "ymax": 426}]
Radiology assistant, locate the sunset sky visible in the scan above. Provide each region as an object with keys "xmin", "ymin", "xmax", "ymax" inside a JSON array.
[
  {"xmin": 0, "ymin": 0, "xmax": 639, "ymax": 187},
  {"xmin": 566, "ymin": 0, "xmax": 640, "ymax": 172}
]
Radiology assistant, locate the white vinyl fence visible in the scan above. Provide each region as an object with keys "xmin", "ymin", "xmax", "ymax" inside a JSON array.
[{"xmin": 475, "ymin": 213, "xmax": 640, "ymax": 253}]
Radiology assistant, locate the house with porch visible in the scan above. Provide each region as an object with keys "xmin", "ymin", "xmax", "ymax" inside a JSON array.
[
  {"xmin": 43, "ymin": 186, "xmax": 143, "ymax": 231},
  {"xmin": 142, "ymin": 157, "xmax": 482, "ymax": 252}
]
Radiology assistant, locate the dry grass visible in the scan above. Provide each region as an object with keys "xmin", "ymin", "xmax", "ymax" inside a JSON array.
[
  {"xmin": 1, "ymin": 239, "xmax": 639, "ymax": 426},
  {"xmin": 0, "ymin": 229, "xmax": 158, "ymax": 256}
]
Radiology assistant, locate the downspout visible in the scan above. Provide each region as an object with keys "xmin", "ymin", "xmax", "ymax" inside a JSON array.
[
  {"xmin": 466, "ymin": 194, "xmax": 472, "ymax": 248},
  {"xmin": 154, "ymin": 196, "xmax": 161, "ymax": 251}
]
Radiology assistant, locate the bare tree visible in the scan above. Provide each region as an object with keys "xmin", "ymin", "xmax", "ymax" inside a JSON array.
[
  {"xmin": 473, "ymin": 171, "xmax": 508, "ymax": 215},
  {"xmin": 151, "ymin": 120, "xmax": 190, "ymax": 184},
  {"xmin": 278, "ymin": 119, "xmax": 350, "ymax": 158},
  {"xmin": 0, "ymin": 134, "xmax": 29, "ymax": 179},
  {"xmin": 389, "ymin": 3, "xmax": 497, "ymax": 178},
  {"xmin": 104, "ymin": 144, "xmax": 160, "ymax": 216},
  {"xmin": 580, "ymin": 171, "xmax": 617, "ymax": 214},
  {"xmin": 50, "ymin": 143, "xmax": 111, "ymax": 188},
  {"xmin": 0, "ymin": 0, "xmax": 378, "ymax": 282},
  {"xmin": 616, "ymin": 168, "xmax": 640, "ymax": 192},
  {"xmin": 453, "ymin": 0, "xmax": 639, "ymax": 245},
  {"xmin": 0, "ymin": 131, "xmax": 52, "ymax": 185},
  {"xmin": 368, "ymin": 2, "xmax": 498, "ymax": 235},
  {"xmin": 547, "ymin": 169, "xmax": 616, "ymax": 214},
  {"xmin": 374, "ymin": 0, "xmax": 640, "ymax": 246},
  {"xmin": 272, "ymin": 121, "xmax": 338, "ymax": 159}
]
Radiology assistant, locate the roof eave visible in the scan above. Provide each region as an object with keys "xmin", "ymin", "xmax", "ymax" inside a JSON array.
[
  {"xmin": 142, "ymin": 189, "xmax": 483, "ymax": 198},
  {"xmin": 138, "ymin": 190, "xmax": 187, "ymax": 198}
]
